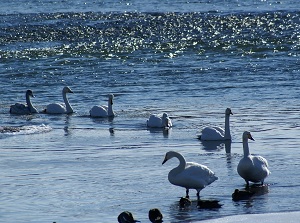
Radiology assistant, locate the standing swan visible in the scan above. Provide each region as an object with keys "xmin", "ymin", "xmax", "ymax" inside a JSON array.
[
  {"xmin": 89, "ymin": 94, "xmax": 115, "ymax": 117},
  {"xmin": 237, "ymin": 131, "xmax": 270, "ymax": 186},
  {"xmin": 147, "ymin": 113, "xmax": 172, "ymax": 128},
  {"xmin": 162, "ymin": 151, "xmax": 218, "ymax": 200},
  {"xmin": 10, "ymin": 89, "xmax": 38, "ymax": 115},
  {"xmin": 199, "ymin": 108, "xmax": 233, "ymax": 141},
  {"xmin": 44, "ymin": 86, "xmax": 74, "ymax": 114}
]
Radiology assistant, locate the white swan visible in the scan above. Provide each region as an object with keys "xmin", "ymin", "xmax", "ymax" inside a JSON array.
[
  {"xmin": 10, "ymin": 89, "xmax": 38, "ymax": 115},
  {"xmin": 44, "ymin": 86, "xmax": 74, "ymax": 114},
  {"xmin": 237, "ymin": 131, "xmax": 270, "ymax": 186},
  {"xmin": 89, "ymin": 94, "xmax": 115, "ymax": 117},
  {"xmin": 162, "ymin": 151, "xmax": 218, "ymax": 200},
  {"xmin": 199, "ymin": 108, "xmax": 233, "ymax": 141},
  {"xmin": 147, "ymin": 113, "xmax": 172, "ymax": 128}
]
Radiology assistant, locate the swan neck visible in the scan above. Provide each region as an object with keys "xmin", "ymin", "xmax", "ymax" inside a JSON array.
[
  {"xmin": 63, "ymin": 92, "xmax": 73, "ymax": 114},
  {"xmin": 171, "ymin": 153, "xmax": 186, "ymax": 175},
  {"xmin": 224, "ymin": 114, "xmax": 231, "ymax": 139},
  {"xmin": 26, "ymin": 93, "xmax": 36, "ymax": 113},
  {"xmin": 243, "ymin": 138, "xmax": 250, "ymax": 157},
  {"xmin": 107, "ymin": 98, "xmax": 114, "ymax": 116}
]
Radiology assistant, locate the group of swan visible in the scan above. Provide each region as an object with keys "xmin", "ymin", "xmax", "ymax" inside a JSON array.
[
  {"xmin": 10, "ymin": 90, "xmax": 270, "ymax": 201},
  {"xmin": 10, "ymin": 87, "xmax": 74, "ymax": 115},
  {"xmin": 162, "ymin": 131, "xmax": 270, "ymax": 201},
  {"xmin": 9, "ymin": 87, "xmax": 173, "ymax": 126},
  {"xmin": 9, "ymin": 87, "xmax": 115, "ymax": 117}
]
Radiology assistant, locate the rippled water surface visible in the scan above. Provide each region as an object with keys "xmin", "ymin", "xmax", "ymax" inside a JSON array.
[{"xmin": 0, "ymin": 0, "xmax": 299, "ymax": 222}]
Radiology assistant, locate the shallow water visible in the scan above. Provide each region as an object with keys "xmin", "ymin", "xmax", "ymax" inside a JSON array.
[{"xmin": 0, "ymin": 0, "xmax": 300, "ymax": 222}]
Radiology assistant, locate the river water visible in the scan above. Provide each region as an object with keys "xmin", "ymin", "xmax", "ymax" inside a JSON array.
[{"xmin": 0, "ymin": 0, "xmax": 299, "ymax": 222}]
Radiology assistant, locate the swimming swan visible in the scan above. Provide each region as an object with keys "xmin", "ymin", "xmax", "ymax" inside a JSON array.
[
  {"xmin": 10, "ymin": 89, "xmax": 38, "ymax": 115},
  {"xmin": 162, "ymin": 151, "xmax": 218, "ymax": 200},
  {"xmin": 199, "ymin": 108, "xmax": 233, "ymax": 141},
  {"xmin": 89, "ymin": 94, "xmax": 115, "ymax": 117},
  {"xmin": 237, "ymin": 131, "xmax": 270, "ymax": 186},
  {"xmin": 147, "ymin": 113, "xmax": 172, "ymax": 128},
  {"xmin": 44, "ymin": 86, "xmax": 74, "ymax": 114}
]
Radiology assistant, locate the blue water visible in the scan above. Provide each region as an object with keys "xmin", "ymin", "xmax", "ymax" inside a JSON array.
[{"xmin": 0, "ymin": 0, "xmax": 299, "ymax": 222}]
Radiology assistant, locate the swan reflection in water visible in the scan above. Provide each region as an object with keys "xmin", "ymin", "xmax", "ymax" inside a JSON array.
[
  {"xmin": 200, "ymin": 139, "xmax": 231, "ymax": 153},
  {"xmin": 147, "ymin": 126, "xmax": 172, "ymax": 138}
]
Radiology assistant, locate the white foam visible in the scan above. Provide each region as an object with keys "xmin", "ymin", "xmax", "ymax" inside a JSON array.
[
  {"xmin": 0, "ymin": 124, "xmax": 52, "ymax": 135},
  {"xmin": 198, "ymin": 212, "xmax": 300, "ymax": 223}
]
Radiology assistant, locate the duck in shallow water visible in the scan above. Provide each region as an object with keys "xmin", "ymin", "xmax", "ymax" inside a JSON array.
[
  {"xmin": 179, "ymin": 197, "xmax": 192, "ymax": 208},
  {"xmin": 148, "ymin": 208, "xmax": 163, "ymax": 223},
  {"xmin": 117, "ymin": 211, "xmax": 140, "ymax": 223},
  {"xmin": 197, "ymin": 199, "xmax": 222, "ymax": 209},
  {"xmin": 232, "ymin": 189, "xmax": 255, "ymax": 201}
]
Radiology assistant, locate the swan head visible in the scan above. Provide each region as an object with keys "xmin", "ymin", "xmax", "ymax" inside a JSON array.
[
  {"xmin": 243, "ymin": 131, "xmax": 255, "ymax": 141},
  {"xmin": 162, "ymin": 151, "xmax": 177, "ymax": 165},
  {"xmin": 62, "ymin": 86, "xmax": 73, "ymax": 94},
  {"xmin": 108, "ymin": 94, "xmax": 114, "ymax": 105},
  {"xmin": 118, "ymin": 211, "xmax": 140, "ymax": 223},
  {"xmin": 225, "ymin": 108, "xmax": 233, "ymax": 115},
  {"xmin": 26, "ymin": 90, "xmax": 35, "ymax": 98},
  {"xmin": 148, "ymin": 208, "xmax": 163, "ymax": 223},
  {"xmin": 162, "ymin": 113, "xmax": 168, "ymax": 118}
]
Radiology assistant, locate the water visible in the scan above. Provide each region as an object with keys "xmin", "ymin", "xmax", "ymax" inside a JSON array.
[{"xmin": 0, "ymin": 0, "xmax": 299, "ymax": 222}]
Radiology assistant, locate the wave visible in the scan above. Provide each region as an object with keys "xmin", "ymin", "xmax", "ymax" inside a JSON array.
[
  {"xmin": 0, "ymin": 124, "xmax": 52, "ymax": 137},
  {"xmin": 0, "ymin": 11, "xmax": 299, "ymax": 59}
]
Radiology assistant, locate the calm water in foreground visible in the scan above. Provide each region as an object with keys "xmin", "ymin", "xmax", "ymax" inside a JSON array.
[{"xmin": 0, "ymin": 0, "xmax": 299, "ymax": 222}]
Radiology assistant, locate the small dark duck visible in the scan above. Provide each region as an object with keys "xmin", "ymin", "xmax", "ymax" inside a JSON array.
[
  {"xmin": 197, "ymin": 199, "xmax": 222, "ymax": 209},
  {"xmin": 232, "ymin": 189, "xmax": 255, "ymax": 201},
  {"xmin": 179, "ymin": 197, "xmax": 192, "ymax": 208},
  {"xmin": 148, "ymin": 208, "xmax": 163, "ymax": 223},
  {"xmin": 118, "ymin": 211, "xmax": 140, "ymax": 223}
]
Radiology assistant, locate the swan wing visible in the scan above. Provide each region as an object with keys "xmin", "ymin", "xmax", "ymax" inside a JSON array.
[
  {"xmin": 238, "ymin": 156, "xmax": 270, "ymax": 183},
  {"xmin": 10, "ymin": 103, "xmax": 30, "ymax": 114},
  {"xmin": 90, "ymin": 105, "xmax": 108, "ymax": 117},
  {"xmin": 46, "ymin": 103, "xmax": 66, "ymax": 114},
  {"xmin": 147, "ymin": 115, "xmax": 162, "ymax": 127},
  {"xmin": 171, "ymin": 162, "xmax": 217, "ymax": 189},
  {"xmin": 252, "ymin": 155, "xmax": 271, "ymax": 177},
  {"xmin": 200, "ymin": 127, "xmax": 224, "ymax": 140}
]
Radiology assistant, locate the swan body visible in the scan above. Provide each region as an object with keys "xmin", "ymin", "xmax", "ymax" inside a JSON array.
[
  {"xmin": 237, "ymin": 131, "xmax": 270, "ymax": 186},
  {"xmin": 148, "ymin": 208, "xmax": 163, "ymax": 223},
  {"xmin": 44, "ymin": 86, "xmax": 74, "ymax": 114},
  {"xmin": 10, "ymin": 90, "xmax": 38, "ymax": 115},
  {"xmin": 118, "ymin": 211, "xmax": 140, "ymax": 223},
  {"xmin": 90, "ymin": 94, "xmax": 114, "ymax": 117},
  {"xmin": 199, "ymin": 108, "xmax": 233, "ymax": 141},
  {"xmin": 162, "ymin": 151, "xmax": 218, "ymax": 200},
  {"xmin": 147, "ymin": 113, "xmax": 172, "ymax": 128}
]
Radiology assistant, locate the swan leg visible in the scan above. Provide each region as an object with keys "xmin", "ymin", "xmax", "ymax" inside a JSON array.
[
  {"xmin": 185, "ymin": 189, "xmax": 190, "ymax": 198},
  {"xmin": 245, "ymin": 180, "xmax": 250, "ymax": 188}
]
